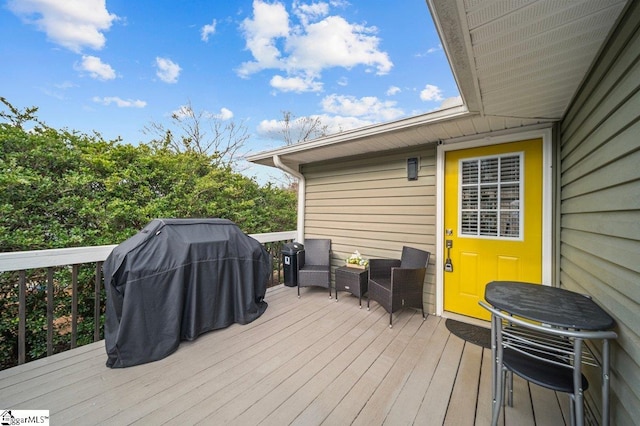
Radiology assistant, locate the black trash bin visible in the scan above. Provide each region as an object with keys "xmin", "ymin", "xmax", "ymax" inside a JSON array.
[{"xmin": 281, "ymin": 242, "xmax": 304, "ymax": 287}]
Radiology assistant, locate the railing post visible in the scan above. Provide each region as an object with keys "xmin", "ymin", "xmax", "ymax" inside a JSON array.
[
  {"xmin": 94, "ymin": 261, "xmax": 102, "ymax": 342},
  {"xmin": 18, "ymin": 270, "xmax": 26, "ymax": 365},
  {"xmin": 47, "ymin": 267, "xmax": 54, "ymax": 356},
  {"xmin": 71, "ymin": 265, "xmax": 79, "ymax": 349}
]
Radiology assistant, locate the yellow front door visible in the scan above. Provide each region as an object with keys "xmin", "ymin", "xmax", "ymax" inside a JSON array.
[{"xmin": 443, "ymin": 139, "xmax": 543, "ymax": 320}]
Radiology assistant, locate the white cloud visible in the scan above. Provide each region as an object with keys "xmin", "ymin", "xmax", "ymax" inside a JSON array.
[
  {"xmin": 420, "ymin": 84, "xmax": 444, "ymax": 102},
  {"xmin": 238, "ymin": 1, "xmax": 289, "ymax": 77},
  {"xmin": 201, "ymin": 19, "xmax": 217, "ymax": 42},
  {"xmin": 155, "ymin": 57, "xmax": 181, "ymax": 83},
  {"xmin": 214, "ymin": 107, "xmax": 234, "ymax": 120},
  {"xmin": 386, "ymin": 86, "xmax": 401, "ymax": 96},
  {"xmin": 256, "ymin": 118, "xmax": 286, "ymax": 135},
  {"xmin": 7, "ymin": 0, "xmax": 117, "ymax": 53},
  {"xmin": 256, "ymin": 93, "xmax": 405, "ymax": 140},
  {"xmin": 76, "ymin": 55, "xmax": 115, "ymax": 80},
  {"xmin": 270, "ymin": 75, "xmax": 323, "ymax": 92},
  {"xmin": 237, "ymin": 0, "xmax": 392, "ymax": 92},
  {"xmin": 286, "ymin": 16, "xmax": 392, "ymax": 75},
  {"xmin": 321, "ymin": 94, "xmax": 403, "ymax": 121},
  {"xmin": 93, "ymin": 96, "xmax": 146, "ymax": 108}
]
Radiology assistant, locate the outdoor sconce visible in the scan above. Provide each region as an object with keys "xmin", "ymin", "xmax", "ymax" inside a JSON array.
[{"xmin": 407, "ymin": 157, "xmax": 419, "ymax": 180}]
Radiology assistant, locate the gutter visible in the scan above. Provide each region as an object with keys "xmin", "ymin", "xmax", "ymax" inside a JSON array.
[{"xmin": 273, "ymin": 155, "xmax": 305, "ymax": 243}]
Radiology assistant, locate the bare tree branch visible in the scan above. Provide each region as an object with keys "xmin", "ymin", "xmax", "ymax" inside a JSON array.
[
  {"xmin": 276, "ymin": 111, "xmax": 329, "ymax": 146},
  {"xmin": 143, "ymin": 100, "xmax": 250, "ymax": 168}
]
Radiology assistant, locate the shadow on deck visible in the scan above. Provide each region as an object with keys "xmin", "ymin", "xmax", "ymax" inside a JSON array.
[{"xmin": 0, "ymin": 285, "xmax": 569, "ymax": 425}]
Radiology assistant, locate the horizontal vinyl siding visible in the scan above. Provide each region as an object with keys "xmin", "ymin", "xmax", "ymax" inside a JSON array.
[
  {"xmin": 302, "ymin": 146, "xmax": 437, "ymax": 313},
  {"xmin": 559, "ymin": 2, "xmax": 640, "ymax": 424}
]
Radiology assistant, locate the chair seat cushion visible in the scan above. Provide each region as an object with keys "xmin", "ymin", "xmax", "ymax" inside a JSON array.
[
  {"xmin": 298, "ymin": 265, "xmax": 329, "ymax": 288},
  {"xmin": 369, "ymin": 277, "xmax": 391, "ymax": 291}
]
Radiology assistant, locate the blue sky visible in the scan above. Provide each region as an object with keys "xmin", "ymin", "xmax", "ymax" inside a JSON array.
[{"xmin": 1, "ymin": 0, "xmax": 459, "ymax": 183}]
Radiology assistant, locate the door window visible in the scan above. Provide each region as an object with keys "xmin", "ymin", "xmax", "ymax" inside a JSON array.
[{"xmin": 459, "ymin": 153, "xmax": 523, "ymax": 239}]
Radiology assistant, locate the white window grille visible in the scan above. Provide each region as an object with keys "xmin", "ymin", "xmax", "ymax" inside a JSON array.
[{"xmin": 459, "ymin": 153, "xmax": 523, "ymax": 239}]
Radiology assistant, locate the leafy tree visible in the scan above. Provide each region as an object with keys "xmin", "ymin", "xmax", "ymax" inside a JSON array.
[{"xmin": 0, "ymin": 96, "xmax": 44, "ymax": 130}]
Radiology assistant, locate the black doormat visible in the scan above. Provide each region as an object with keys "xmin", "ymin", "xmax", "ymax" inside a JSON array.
[{"xmin": 445, "ymin": 319, "xmax": 491, "ymax": 349}]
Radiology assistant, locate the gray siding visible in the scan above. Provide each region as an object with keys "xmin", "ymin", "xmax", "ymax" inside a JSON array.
[
  {"xmin": 301, "ymin": 146, "xmax": 438, "ymax": 313},
  {"xmin": 560, "ymin": 2, "xmax": 640, "ymax": 424}
]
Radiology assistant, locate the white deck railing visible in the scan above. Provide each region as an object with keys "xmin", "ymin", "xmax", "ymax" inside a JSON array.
[{"xmin": 0, "ymin": 230, "xmax": 297, "ymax": 368}]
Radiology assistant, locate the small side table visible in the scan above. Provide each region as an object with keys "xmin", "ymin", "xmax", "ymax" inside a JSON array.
[{"xmin": 335, "ymin": 266, "xmax": 368, "ymax": 307}]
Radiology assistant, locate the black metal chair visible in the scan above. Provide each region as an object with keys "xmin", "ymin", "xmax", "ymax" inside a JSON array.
[
  {"xmin": 367, "ymin": 246, "xmax": 430, "ymax": 327},
  {"xmin": 297, "ymin": 238, "xmax": 331, "ymax": 298}
]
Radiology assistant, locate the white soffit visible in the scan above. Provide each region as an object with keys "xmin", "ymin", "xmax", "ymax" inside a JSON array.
[{"xmin": 455, "ymin": 0, "xmax": 627, "ymax": 119}]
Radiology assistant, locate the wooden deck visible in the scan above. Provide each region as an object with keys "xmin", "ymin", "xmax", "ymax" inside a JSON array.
[{"xmin": 0, "ymin": 285, "xmax": 569, "ymax": 425}]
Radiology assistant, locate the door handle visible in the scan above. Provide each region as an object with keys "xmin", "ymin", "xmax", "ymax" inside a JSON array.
[{"xmin": 444, "ymin": 239, "xmax": 453, "ymax": 272}]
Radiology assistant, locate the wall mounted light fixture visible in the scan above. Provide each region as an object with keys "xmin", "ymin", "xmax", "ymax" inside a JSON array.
[{"xmin": 407, "ymin": 157, "xmax": 419, "ymax": 180}]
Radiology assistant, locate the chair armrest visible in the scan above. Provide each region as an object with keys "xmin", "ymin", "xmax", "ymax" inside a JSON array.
[{"xmin": 369, "ymin": 259, "xmax": 401, "ymax": 280}]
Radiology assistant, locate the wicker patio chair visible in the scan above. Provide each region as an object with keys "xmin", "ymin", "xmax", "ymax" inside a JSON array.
[
  {"xmin": 367, "ymin": 246, "xmax": 430, "ymax": 327},
  {"xmin": 297, "ymin": 238, "xmax": 332, "ymax": 298}
]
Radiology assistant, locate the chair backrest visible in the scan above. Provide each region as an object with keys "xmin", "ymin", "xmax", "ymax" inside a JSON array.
[
  {"xmin": 400, "ymin": 246, "xmax": 430, "ymax": 269},
  {"xmin": 303, "ymin": 239, "xmax": 331, "ymax": 266}
]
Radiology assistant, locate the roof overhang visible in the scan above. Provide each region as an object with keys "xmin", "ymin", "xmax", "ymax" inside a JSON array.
[
  {"xmin": 247, "ymin": 0, "xmax": 628, "ymax": 170},
  {"xmin": 247, "ymin": 106, "xmax": 553, "ymax": 168}
]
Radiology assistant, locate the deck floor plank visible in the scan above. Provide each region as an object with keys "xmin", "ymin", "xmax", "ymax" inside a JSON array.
[
  {"xmin": 231, "ymin": 304, "xmax": 407, "ymax": 425},
  {"xmin": 382, "ymin": 315, "xmax": 449, "ymax": 425},
  {"xmin": 174, "ymin": 294, "xmax": 377, "ymax": 425},
  {"xmin": 0, "ymin": 285, "xmax": 568, "ymax": 425},
  {"xmin": 530, "ymin": 382, "xmax": 567, "ymax": 426},
  {"xmin": 443, "ymin": 342, "xmax": 483, "ymax": 426},
  {"xmin": 249, "ymin": 306, "xmax": 388, "ymax": 426},
  {"xmin": 351, "ymin": 315, "xmax": 439, "ymax": 426},
  {"xmin": 316, "ymin": 312, "xmax": 421, "ymax": 426},
  {"xmin": 239, "ymin": 310, "xmax": 382, "ymax": 425},
  {"xmin": 475, "ymin": 348, "xmax": 495, "ymax": 425},
  {"xmin": 414, "ymin": 334, "xmax": 465, "ymax": 425},
  {"xmin": 505, "ymin": 375, "xmax": 536, "ymax": 426}
]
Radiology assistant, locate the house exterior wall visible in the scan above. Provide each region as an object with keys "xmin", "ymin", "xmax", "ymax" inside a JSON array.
[
  {"xmin": 301, "ymin": 146, "xmax": 438, "ymax": 313},
  {"xmin": 559, "ymin": 1, "xmax": 640, "ymax": 423}
]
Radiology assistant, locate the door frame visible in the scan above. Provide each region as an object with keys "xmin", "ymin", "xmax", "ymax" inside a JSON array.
[{"xmin": 435, "ymin": 127, "xmax": 554, "ymax": 317}]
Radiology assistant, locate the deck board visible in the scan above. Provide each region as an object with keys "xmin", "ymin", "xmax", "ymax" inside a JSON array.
[
  {"xmin": 382, "ymin": 314, "xmax": 449, "ymax": 425},
  {"xmin": 351, "ymin": 315, "xmax": 439, "ymax": 426},
  {"xmin": 0, "ymin": 285, "xmax": 567, "ymax": 425},
  {"xmin": 444, "ymin": 342, "xmax": 483, "ymax": 426},
  {"xmin": 415, "ymin": 334, "xmax": 464, "ymax": 425}
]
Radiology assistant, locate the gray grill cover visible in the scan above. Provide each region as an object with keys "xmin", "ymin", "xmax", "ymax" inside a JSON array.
[{"xmin": 103, "ymin": 219, "xmax": 270, "ymax": 368}]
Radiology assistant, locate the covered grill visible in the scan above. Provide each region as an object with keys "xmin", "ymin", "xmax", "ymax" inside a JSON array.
[{"xmin": 103, "ymin": 218, "xmax": 270, "ymax": 368}]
